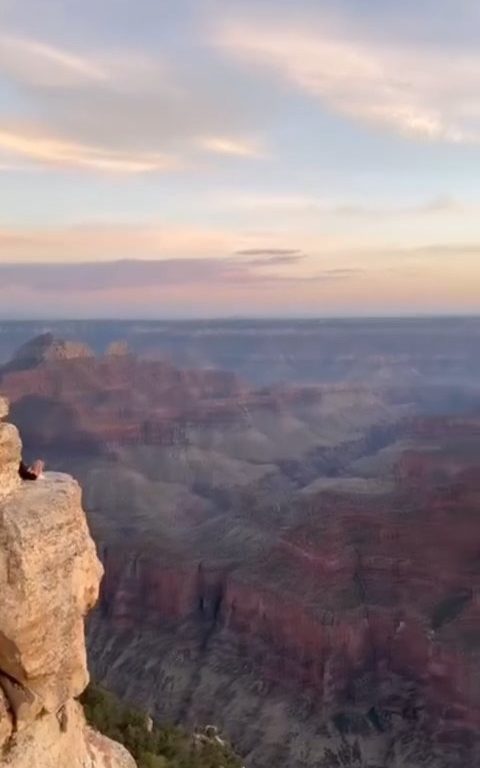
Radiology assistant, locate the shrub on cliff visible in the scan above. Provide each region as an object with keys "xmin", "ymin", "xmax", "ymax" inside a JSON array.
[{"xmin": 81, "ymin": 683, "xmax": 243, "ymax": 768}]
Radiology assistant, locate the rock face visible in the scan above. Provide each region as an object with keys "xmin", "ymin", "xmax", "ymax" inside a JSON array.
[
  {"xmin": 0, "ymin": 396, "xmax": 136, "ymax": 768},
  {"xmin": 0, "ymin": 400, "xmax": 21, "ymax": 501}
]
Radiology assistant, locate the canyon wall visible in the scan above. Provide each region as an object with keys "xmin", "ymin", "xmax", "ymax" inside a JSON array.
[
  {"xmin": 89, "ymin": 484, "xmax": 480, "ymax": 768},
  {"xmin": 88, "ymin": 423, "xmax": 480, "ymax": 767},
  {"xmin": 0, "ymin": 396, "xmax": 136, "ymax": 768}
]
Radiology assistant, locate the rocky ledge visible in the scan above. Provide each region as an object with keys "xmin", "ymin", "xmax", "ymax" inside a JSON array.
[{"xmin": 0, "ymin": 395, "xmax": 135, "ymax": 767}]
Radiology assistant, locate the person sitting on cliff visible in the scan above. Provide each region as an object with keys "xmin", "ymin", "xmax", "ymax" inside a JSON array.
[{"xmin": 18, "ymin": 459, "xmax": 45, "ymax": 481}]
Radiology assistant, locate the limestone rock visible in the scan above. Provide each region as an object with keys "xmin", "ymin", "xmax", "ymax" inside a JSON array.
[
  {"xmin": 0, "ymin": 675, "xmax": 43, "ymax": 729},
  {"xmin": 0, "ymin": 687, "xmax": 13, "ymax": 749},
  {"xmin": 0, "ymin": 473, "xmax": 103, "ymax": 713},
  {"xmin": 0, "ymin": 397, "xmax": 8, "ymax": 419},
  {"xmin": 0, "ymin": 422, "xmax": 21, "ymax": 501},
  {"xmin": 1, "ymin": 700, "xmax": 136, "ymax": 768}
]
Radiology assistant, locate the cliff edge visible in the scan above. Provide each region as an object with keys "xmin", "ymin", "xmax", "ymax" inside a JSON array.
[{"xmin": 0, "ymin": 395, "xmax": 136, "ymax": 767}]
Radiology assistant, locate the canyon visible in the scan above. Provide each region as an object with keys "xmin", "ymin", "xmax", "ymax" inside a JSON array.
[{"xmin": 1, "ymin": 326, "xmax": 479, "ymax": 767}]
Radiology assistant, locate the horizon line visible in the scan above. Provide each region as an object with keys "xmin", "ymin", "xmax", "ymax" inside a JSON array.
[{"xmin": 1, "ymin": 313, "xmax": 480, "ymax": 323}]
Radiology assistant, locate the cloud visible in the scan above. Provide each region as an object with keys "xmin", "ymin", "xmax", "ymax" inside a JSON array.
[
  {"xmin": 0, "ymin": 33, "xmax": 109, "ymax": 87},
  {"xmin": 406, "ymin": 242, "xmax": 480, "ymax": 257},
  {"xmin": 416, "ymin": 196, "xmax": 463, "ymax": 214},
  {"xmin": 0, "ymin": 257, "xmax": 318, "ymax": 294},
  {"xmin": 0, "ymin": 127, "xmax": 178, "ymax": 173},
  {"xmin": 0, "ymin": 31, "xmax": 186, "ymax": 173},
  {"xmin": 0, "ymin": 250, "xmax": 478, "ymax": 318},
  {"xmin": 0, "ymin": 259, "xmax": 232, "ymax": 292},
  {"xmin": 0, "ymin": 224, "xmax": 236, "ymax": 261},
  {"xmin": 217, "ymin": 16, "xmax": 480, "ymax": 143},
  {"xmin": 214, "ymin": 192, "xmax": 473, "ymax": 220},
  {"xmin": 322, "ymin": 268, "xmax": 365, "ymax": 277},
  {"xmin": 0, "ymin": 161, "xmax": 36, "ymax": 172},
  {"xmin": 331, "ymin": 196, "xmax": 465, "ymax": 218},
  {"xmin": 235, "ymin": 248, "xmax": 302, "ymax": 256},
  {"xmin": 234, "ymin": 248, "xmax": 306, "ymax": 266},
  {"xmin": 0, "ymin": 26, "xmax": 268, "ymax": 173},
  {"xmin": 198, "ymin": 136, "xmax": 264, "ymax": 157}
]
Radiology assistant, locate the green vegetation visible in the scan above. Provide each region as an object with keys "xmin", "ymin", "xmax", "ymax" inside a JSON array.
[{"xmin": 81, "ymin": 683, "xmax": 243, "ymax": 768}]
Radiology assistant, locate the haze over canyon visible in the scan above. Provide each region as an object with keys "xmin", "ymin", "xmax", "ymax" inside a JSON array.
[{"xmin": 0, "ymin": 318, "xmax": 478, "ymax": 767}]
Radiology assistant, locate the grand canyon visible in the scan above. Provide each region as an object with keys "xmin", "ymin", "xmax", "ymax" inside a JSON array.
[{"xmin": 0, "ymin": 319, "xmax": 478, "ymax": 767}]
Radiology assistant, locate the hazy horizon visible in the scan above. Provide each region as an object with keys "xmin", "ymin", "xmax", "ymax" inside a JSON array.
[{"xmin": 1, "ymin": 313, "xmax": 480, "ymax": 323}]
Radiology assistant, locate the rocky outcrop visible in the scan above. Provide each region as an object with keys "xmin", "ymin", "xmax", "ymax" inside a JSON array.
[
  {"xmin": 4, "ymin": 333, "xmax": 94, "ymax": 373},
  {"xmin": 105, "ymin": 341, "xmax": 130, "ymax": 358},
  {"xmin": 0, "ymin": 396, "xmax": 136, "ymax": 767}
]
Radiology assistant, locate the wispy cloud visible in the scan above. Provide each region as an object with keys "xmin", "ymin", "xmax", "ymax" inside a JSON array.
[
  {"xmin": 331, "ymin": 196, "xmax": 465, "ymax": 218},
  {"xmin": 214, "ymin": 192, "xmax": 473, "ymax": 219},
  {"xmin": 235, "ymin": 248, "xmax": 302, "ymax": 257},
  {"xmin": 0, "ymin": 256, "xmax": 336, "ymax": 293},
  {"xmin": 0, "ymin": 34, "xmax": 109, "ymax": 87},
  {"xmin": 217, "ymin": 16, "xmax": 480, "ymax": 143},
  {"xmin": 0, "ymin": 27, "xmax": 267, "ymax": 173},
  {"xmin": 0, "ymin": 128, "xmax": 178, "ymax": 173},
  {"xmin": 405, "ymin": 242, "xmax": 480, "ymax": 258},
  {"xmin": 235, "ymin": 248, "xmax": 306, "ymax": 266},
  {"xmin": 0, "ymin": 224, "xmax": 236, "ymax": 260},
  {"xmin": 198, "ymin": 136, "xmax": 264, "ymax": 157}
]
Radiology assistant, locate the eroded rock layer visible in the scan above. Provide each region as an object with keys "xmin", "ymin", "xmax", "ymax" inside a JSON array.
[{"xmin": 2, "ymin": 339, "xmax": 480, "ymax": 767}]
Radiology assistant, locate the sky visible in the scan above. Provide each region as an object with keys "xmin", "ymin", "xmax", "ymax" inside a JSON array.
[{"xmin": 1, "ymin": 0, "xmax": 480, "ymax": 318}]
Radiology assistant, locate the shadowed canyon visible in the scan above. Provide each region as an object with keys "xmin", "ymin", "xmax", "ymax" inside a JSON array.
[{"xmin": 1, "ymin": 319, "xmax": 479, "ymax": 767}]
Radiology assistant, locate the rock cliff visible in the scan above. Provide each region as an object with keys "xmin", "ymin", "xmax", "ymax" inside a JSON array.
[{"xmin": 0, "ymin": 395, "xmax": 136, "ymax": 768}]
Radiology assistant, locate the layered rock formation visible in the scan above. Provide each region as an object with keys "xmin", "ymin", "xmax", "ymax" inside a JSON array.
[
  {"xmin": 4, "ymin": 333, "xmax": 94, "ymax": 372},
  {"xmin": 2, "ymin": 336, "xmax": 479, "ymax": 766},
  {"xmin": 0, "ymin": 396, "xmax": 135, "ymax": 768},
  {"xmin": 87, "ymin": 412, "xmax": 480, "ymax": 766}
]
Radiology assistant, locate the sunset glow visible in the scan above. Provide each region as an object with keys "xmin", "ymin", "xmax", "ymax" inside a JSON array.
[{"xmin": 1, "ymin": 1, "xmax": 480, "ymax": 317}]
